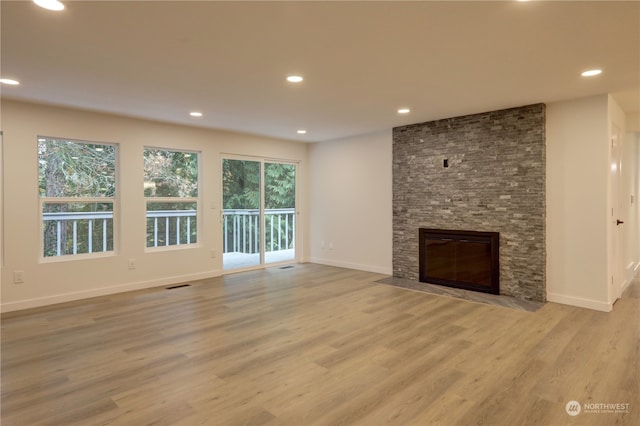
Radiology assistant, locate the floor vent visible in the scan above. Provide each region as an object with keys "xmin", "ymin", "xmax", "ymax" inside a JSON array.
[
  {"xmin": 279, "ymin": 266, "xmax": 294, "ymax": 270},
  {"xmin": 166, "ymin": 284, "xmax": 191, "ymax": 290}
]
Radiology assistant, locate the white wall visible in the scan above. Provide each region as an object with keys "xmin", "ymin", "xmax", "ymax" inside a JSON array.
[
  {"xmin": 1, "ymin": 100, "xmax": 308, "ymax": 312},
  {"xmin": 546, "ymin": 95, "xmax": 611, "ymax": 311},
  {"xmin": 308, "ymin": 130, "xmax": 392, "ymax": 274}
]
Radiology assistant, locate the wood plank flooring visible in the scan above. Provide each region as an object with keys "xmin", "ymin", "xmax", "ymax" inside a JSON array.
[{"xmin": 2, "ymin": 263, "xmax": 639, "ymax": 426}]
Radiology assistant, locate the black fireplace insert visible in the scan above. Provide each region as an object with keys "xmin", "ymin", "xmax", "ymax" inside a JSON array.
[{"xmin": 419, "ymin": 228, "xmax": 499, "ymax": 295}]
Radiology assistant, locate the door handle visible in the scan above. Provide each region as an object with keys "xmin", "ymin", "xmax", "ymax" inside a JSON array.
[{"xmin": 617, "ymin": 219, "xmax": 624, "ymax": 225}]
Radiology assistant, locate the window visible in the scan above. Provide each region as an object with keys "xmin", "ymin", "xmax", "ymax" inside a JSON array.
[
  {"xmin": 144, "ymin": 148, "xmax": 198, "ymax": 248},
  {"xmin": 38, "ymin": 137, "xmax": 117, "ymax": 258}
]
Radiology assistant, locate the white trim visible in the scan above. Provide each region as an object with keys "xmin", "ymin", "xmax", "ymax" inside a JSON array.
[
  {"xmin": 40, "ymin": 197, "xmax": 115, "ymax": 203},
  {"xmin": 623, "ymin": 262, "xmax": 640, "ymax": 293},
  {"xmin": 621, "ymin": 262, "xmax": 640, "ymax": 294},
  {"xmin": 144, "ymin": 242, "xmax": 202, "ymax": 253},
  {"xmin": 0, "ymin": 132, "xmax": 3, "ymax": 291},
  {"xmin": 39, "ymin": 250, "xmax": 115, "ymax": 264},
  {"xmin": 546, "ymin": 292, "xmax": 613, "ymax": 312},
  {"xmin": 0, "ymin": 269, "xmax": 222, "ymax": 313},
  {"xmin": 1, "ymin": 131, "xmax": 4, "ymax": 271},
  {"xmin": 145, "ymin": 197, "xmax": 199, "ymax": 204},
  {"xmin": 309, "ymin": 257, "xmax": 392, "ymax": 275}
]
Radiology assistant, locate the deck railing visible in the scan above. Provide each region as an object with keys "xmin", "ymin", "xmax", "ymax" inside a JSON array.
[
  {"xmin": 223, "ymin": 208, "xmax": 295, "ymax": 254},
  {"xmin": 147, "ymin": 210, "xmax": 197, "ymax": 247},
  {"xmin": 43, "ymin": 211, "xmax": 113, "ymax": 256},
  {"xmin": 42, "ymin": 208, "xmax": 295, "ymax": 257}
]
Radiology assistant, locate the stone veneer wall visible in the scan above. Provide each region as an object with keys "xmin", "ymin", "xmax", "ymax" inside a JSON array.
[{"xmin": 392, "ymin": 104, "xmax": 546, "ymax": 302}]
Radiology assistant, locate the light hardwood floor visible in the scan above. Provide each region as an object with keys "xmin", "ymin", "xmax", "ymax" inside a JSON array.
[{"xmin": 2, "ymin": 264, "xmax": 639, "ymax": 426}]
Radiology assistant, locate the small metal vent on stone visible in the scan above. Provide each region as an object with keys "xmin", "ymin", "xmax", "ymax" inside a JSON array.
[{"xmin": 279, "ymin": 266, "xmax": 295, "ymax": 270}]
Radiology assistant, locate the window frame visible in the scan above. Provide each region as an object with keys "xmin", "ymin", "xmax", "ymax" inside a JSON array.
[
  {"xmin": 38, "ymin": 136, "xmax": 119, "ymax": 262},
  {"xmin": 143, "ymin": 146, "xmax": 201, "ymax": 251}
]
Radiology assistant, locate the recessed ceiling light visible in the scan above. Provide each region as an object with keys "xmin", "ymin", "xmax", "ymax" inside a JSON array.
[
  {"xmin": 297, "ymin": 130, "xmax": 307, "ymax": 134},
  {"xmin": 287, "ymin": 75, "xmax": 304, "ymax": 83},
  {"xmin": 0, "ymin": 78, "xmax": 20, "ymax": 85},
  {"xmin": 581, "ymin": 69, "xmax": 602, "ymax": 77},
  {"xmin": 33, "ymin": 0, "xmax": 65, "ymax": 11},
  {"xmin": 398, "ymin": 108, "xmax": 411, "ymax": 114},
  {"xmin": 189, "ymin": 111, "xmax": 203, "ymax": 117}
]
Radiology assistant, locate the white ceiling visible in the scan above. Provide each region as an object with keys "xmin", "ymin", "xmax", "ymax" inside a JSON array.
[{"xmin": 1, "ymin": 1, "xmax": 638, "ymax": 142}]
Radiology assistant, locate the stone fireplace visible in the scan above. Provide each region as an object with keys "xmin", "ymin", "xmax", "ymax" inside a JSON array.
[{"xmin": 392, "ymin": 104, "xmax": 546, "ymax": 302}]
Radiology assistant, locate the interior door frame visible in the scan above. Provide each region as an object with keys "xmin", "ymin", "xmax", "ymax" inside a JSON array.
[
  {"xmin": 610, "ymin": 125, "xmax": 623, "ymax": 302},
  {"xmin": 0, "ymin": 131, "xmax": 4, "ymax": 289}
]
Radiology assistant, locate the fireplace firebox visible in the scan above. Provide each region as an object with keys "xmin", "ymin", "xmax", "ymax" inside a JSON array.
[{"xmin": 419, "ymin": 228, "xmax": 499, "ymax": 295}]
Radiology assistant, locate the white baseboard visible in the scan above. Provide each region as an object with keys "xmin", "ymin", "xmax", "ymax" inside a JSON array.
[
  {"xmin": 620, "ymin": 279, "xmax": 631, "ymax": 295},
  {"xmin": 620, "ymin": 262, "xmax": 640, "ymax": 295},
  {"xmin": 627, "ymin": 262, "xmax": 637, "ymax": 285},
  {"xmin": 1, "ymin": 270, "xmax": 222, "ymax": 313},
  {"xmin": 308, "ymin": 257, "xmax": 392, "ymax": 275},
  {"xmin": 546, "ymin": 292, "xmax": 613, "ymax": 312}
]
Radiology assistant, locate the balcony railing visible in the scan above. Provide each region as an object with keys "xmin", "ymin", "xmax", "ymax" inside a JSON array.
[
  {"xmin": 223, "ymin": 208, "xmax": 295, "ymax": 254},
  {"xmin": 42, "ymin": 208, "xmax": 295, "ymax": 257},
  {"xmin": 147, "ymin": 210, "xmax": 197, "ymax": 247},
  {"xmin": 43, "ymin": 211, "xmax": 113, "ymax": 256}
]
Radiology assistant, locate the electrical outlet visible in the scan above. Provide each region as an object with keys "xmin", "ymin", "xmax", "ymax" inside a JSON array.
[
  {"xmin": 128, "ymin": 258, "xmax": 136, "ymax": 270},
  {"xmin": 14, "ymin": 271, "xmax": 24, "ymax": 284},
  {"xmin": 210, "ymin": 249, "xmax": 216, "ymax": 258},
  {"xmin": 329, "ymin": 242, "xmax": 334, "ymax": 250}
]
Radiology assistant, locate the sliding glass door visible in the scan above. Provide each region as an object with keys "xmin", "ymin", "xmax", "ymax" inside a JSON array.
[
  {"xmin": 264, "ymin": 162, "xmax": 296, "ymax": 264},
  {"xmin": 222, "ymin": 157, "xmax": 296, "ymax": 271}
]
